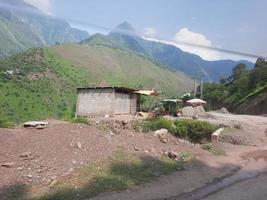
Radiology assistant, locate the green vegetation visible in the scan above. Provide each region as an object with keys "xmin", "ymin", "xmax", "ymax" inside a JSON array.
[
  {"xmin": 32, "ymin": 149, "xmax": 184, "ymax": 200},
  {"xmin": 0, "ymin": 43, "xmax": 193, "ymax": 127},
  {"xmin": 0, "ymin": 117, "xmax": 15, "ymax": 128},
  {"xmin": 70, "ymin": 116, "xmax": 91, "ymax": 125},
  {"xmin": 203, "ymin": 58, "xmax": 267, "ymax": 112},
  {"xmin": 0, "ymin": 48, "xmax": 89, "ymax": 126},
  {"xmin": 0, "ymin": 0, "xmax": 88, "ymax": 59},
  {"xmin": 52, "ymin": 44, "xmax": 193, "ymax": 97},
  {"xmin": 201, "ymin": 144, "xmax": 226, "ymax": 156},
  {"xmin": 233, "ymin": 124, "xmax": 242, "ymax": 129},
  {"xmin": 133, "ymin": 118, "xmax": 218, "ymax": 143}
]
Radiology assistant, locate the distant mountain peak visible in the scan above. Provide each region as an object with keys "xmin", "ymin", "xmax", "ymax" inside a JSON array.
[
  {"xmin": 110, "ymin": 21, "xmax": 138, "ymax": 37},
  {"xmin": 116, "ymin": 21, "xmax": 135, "ymax": 31}
]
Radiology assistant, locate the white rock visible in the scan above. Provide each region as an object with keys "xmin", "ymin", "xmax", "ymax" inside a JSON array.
[
  {"xmin": 76, "ymin": 142, "xmax": 82, "ymax": 149},
  {"xmin": 154, "ymin": 129, "xmax": 168, "ymax": 137}
]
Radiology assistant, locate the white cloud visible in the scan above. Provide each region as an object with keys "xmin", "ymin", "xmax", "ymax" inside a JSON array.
[
  {"xmin": 174, "ymin": 28, "xmax": 211, "ymax": 47},
  {"xmin": 172, "ymin": 27, "xmax": 221, "ymax": 60},
  {"xmin": 25, "ymin": 0, "xmax": 52, "ymax": 14},
  {"xmin": 143, "ymin": 27, "xmax": 156, "ymax": 38}
]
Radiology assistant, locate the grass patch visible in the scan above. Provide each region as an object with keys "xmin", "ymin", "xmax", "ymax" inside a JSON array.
[
  {"xmin": 33, "ymin": 149, "xmax": 184, "ymax": 200},
  {"xmin": 0, "ymin": 118, "xmax": 15, "ymax": 128},
  {"xmin": 70, "ymin": 116, "xmax": 91, "ymax": 125},
  {"xmin": 233, "ymin": 123, "xmax": 242, "ymax": 129},
  {"xmin": 134, "ymin": 117, "xmax": 218, "ymax": 143},
  {"xmin": 201, "ymin": 144, "xmax": 226, "ymax": 156}
]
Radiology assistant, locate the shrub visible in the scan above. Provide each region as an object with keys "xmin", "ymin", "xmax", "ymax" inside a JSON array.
[
  {"xmin": 201, "ymin": 143, "xmax": 225, "ymax": 156},
  {"xmin": 132, "ymin": 120, "xmax": 150, "ymax": 132},
  {"xmin": 142, "ymin": 117, "xmax": 176, "ymax": 133},
  {"xmin": 71, "ymin": 116, "xmax": 90, "ymax": 125},
  {"xmin": 174, "ymin": 120, "xmax": 218, "ymax": 143},
  {"xmin": 135, "ymin": 118, "xmax": 218, "ymax": 143},
  {"xmin": 0, "ymin": 118, "xmax": 15, "ymax": 128},
  {"xmin": 233, "ymin": 123, "xmax": 242, "ymax": 129}
]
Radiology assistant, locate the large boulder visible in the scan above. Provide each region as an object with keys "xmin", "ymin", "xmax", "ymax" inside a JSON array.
[{"xmin": 182, "ymin": 106, "xmax": 206, "ymax": 117}]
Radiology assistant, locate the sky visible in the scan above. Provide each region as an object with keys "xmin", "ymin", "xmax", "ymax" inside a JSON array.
[{"xmin": 25, "ymin": 0, "xmax": 267, "ymax": 62}]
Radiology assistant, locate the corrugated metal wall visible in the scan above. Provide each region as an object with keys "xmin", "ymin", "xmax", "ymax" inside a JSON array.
[
  {"xmin": 115, "ymin": 93, "xmax": 131, "ymax": 114},
  {"xmin": 130, "ymin": 94, "xmax": 138, "ymax": 114}
]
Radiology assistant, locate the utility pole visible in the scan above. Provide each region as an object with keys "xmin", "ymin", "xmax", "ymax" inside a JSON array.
[
  {"xmin": 192, "ymin": 73, "xmax": 205, "ymax": 99},
  {"xmin": 193, "ymin": 78, "xmax": 197, "ymax": 98},
  {"xmin": 200, "ymin": 76, "xmax": 203, "ymax": 99}
]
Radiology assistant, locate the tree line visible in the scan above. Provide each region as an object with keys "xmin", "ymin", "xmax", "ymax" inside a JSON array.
[{"xmin": 203, "ymin": 57, "xmax": 267, "ymax": 111}]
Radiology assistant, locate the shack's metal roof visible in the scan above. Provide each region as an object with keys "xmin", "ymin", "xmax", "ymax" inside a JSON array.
[
  {"xmin": 77, "ymin": 86, "xmax": 137, "ymax": 93},
  {"xmin": 163, "ymin": 99, "xmax": 182, "ymax": 103},
  {"xmin": 134, "ymin": 90, "xmax": 161, "ymax": 96}
]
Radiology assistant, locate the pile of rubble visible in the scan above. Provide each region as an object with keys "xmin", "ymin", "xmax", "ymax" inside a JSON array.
[{"xmin": 93, "ymin": 119, "xmax": 131, "ymax": 134}]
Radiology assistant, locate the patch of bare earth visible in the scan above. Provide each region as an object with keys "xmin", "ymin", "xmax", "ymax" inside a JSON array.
[
  {"xmin": 1, "ymin": 113, "xmax": 267, "ymax": 200},
  {"xmin": 0, "ymin": 119, "xmax": 198, "ymax": 198}
]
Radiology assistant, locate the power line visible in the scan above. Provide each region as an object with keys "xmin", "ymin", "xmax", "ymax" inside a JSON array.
[{"xmin": 0, "ymin": 2, "xmax": 266, "ymax": 59}]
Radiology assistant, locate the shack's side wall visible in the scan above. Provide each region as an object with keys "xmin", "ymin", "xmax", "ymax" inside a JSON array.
[
  {"xmin": 130, "ymin": 94, "xmax": 139, "ymax": 114},
  {"xmin": 76, "ymin": 88, "xmax": 115, "ymax": 116}
]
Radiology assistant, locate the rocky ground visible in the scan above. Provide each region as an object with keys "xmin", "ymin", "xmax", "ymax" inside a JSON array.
[
  {"xmin": 0, "ymin": 118, "xmax": 198, "ymax": 199},
  {"xmin": 0, "ymin": 113, "xmax": 267, "ymax": 200}
]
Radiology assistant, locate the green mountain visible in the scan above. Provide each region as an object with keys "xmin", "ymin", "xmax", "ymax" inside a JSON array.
[
  {"xmin": 0, "ymin": 0, "xmax": 89, "ymax": 58},
  {"xmin": 0, "ymin": 44, "xmax": 193, "ymax": 125},
  {"xmin": 81, "ymin": 22, "xmax": 254, "ymax": 81}
]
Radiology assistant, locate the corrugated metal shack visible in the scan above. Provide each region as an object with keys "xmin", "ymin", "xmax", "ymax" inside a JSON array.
[{"xmin": 76, "ymin": 87, "xmax": 140, "ymax": 117}]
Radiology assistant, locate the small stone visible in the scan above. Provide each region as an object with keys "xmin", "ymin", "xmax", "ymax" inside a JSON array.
[
  {"xmin": 76, "ymin": 142, "xmax": 82, "ymax": 149},
  {"xmin": 113, "ymin": 128, "xmax": 120, "ymax": 134},
  {"xmin": 27, "ymin": 174, "xmax": 33, "ymax": 179},
  {"xmin": 20, "ymin": 152, "xmax": 32, "ymax": 158},
  {"xmin": 72, "ymin": 160, "xmax": 77, "ymax": 164},
  {"xmin": 164, "ymin": 150, "xmax": 179, "ymax": 159},
  {"xmin": 1, "ymin": 162, "xmax": 16, "ymax": 168},
  {"xmin": 36, "ymin": 125, "xmax": 46, "ymax": 129},
  {"xmin": 60, "ymin": 171, "xmax": 73, "ymax": 179},
  {"xmin": 69, "ymin": 168, "xmax": 74, "ymax": 172},
  {"xmin": 134, "ymin": 146, "xmax": 140, "ymax": 151},
  {"xmin": 49, "ymin": 179, "xmax": 58, "ymax": 188},
  {"xmin": 160, "ymin": 138, "xmax": 168, "ymax": 143},
  {"xmin": 17, "ymin": 167, "xmax": 23, "ymax": 171}
]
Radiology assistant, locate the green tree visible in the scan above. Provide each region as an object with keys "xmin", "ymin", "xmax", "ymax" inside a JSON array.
[
  {"xmin": 248, "ymin": 57, "xmax": 267, "ymax": 89},
  {"xmin": 231, "ymin": 63, "xmax": 248, "ymax": 82}
]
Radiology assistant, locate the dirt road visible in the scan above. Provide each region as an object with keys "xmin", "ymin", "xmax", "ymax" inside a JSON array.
[
  {"xmin": 0, "ymin": 113, "xmax": 266, "ymax": 200},
  {"xmin": 89, "ymin": 113, "xmax": 267, "ymax": 200}
]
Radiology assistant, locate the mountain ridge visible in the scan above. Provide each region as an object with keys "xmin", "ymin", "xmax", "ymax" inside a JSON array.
[
  {"xmin": 0, "ymin": 0, "xmax": 89, "ymax": 58},
  {"xmin": 81, "ymin": 22, "xmax": 254, "ymax": 81}
]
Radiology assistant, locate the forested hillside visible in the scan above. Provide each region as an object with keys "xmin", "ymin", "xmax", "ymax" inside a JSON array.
[{"xmin": 203, "ymin": 58, "xmax": 267, "ymax": 114}]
